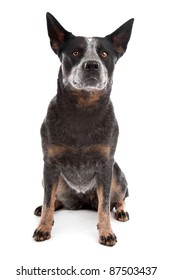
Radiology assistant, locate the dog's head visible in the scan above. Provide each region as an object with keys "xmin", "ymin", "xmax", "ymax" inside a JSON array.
[{"xmin": 46, "ymin": 13, "xmax": 134, "ymax": 93}]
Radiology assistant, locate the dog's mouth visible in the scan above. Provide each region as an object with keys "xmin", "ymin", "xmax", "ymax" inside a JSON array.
[{"xmin": 73, "ymin": 77, "xmax": 107, "ymax": 90}]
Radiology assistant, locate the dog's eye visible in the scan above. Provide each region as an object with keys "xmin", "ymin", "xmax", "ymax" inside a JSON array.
[
  {"xmin": 100, "ymin": 51, "xmax": 108, "ymax": 58},
  {"xmin": 72, "ymin": 51, "xmax": 80, "ymax": 57}
]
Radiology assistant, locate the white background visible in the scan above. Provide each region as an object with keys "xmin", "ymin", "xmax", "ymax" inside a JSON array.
[{"xmin": 0, "ymin": 0, "xmax": 173, "ymax": 279}]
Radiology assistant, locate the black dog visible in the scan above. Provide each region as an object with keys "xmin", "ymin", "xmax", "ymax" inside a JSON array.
[{"xmin": 33, "ymin": 13, "xmax": 134, "ymax": 246}]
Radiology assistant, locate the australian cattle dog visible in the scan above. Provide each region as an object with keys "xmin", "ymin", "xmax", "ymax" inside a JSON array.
[{"xmin": 33, "ymin": 13, "xmax": 134, "ymax": 246}]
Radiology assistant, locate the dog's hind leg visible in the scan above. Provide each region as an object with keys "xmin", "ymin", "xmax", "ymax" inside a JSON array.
[
  {"xmin": 34, "ymin": 206, "xmax": 42, "ymax": 217},
  {"xmin": 110, "ymin": 162, "xmax": 129, "ymax": 222}
]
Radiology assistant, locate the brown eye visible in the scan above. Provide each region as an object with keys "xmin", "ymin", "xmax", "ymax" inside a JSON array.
[
  {"xmin": 72, "ymin": 51, "xmax": 79, "ymax": 56},
  {"xmin": 101, "ymin": 51, "xmax": 108, "ymax": 58}
]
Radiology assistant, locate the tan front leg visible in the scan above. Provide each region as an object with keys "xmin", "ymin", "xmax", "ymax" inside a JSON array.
[
  {"xmin": 33, "ymin": 183, "xmax": 57, "ymax": 241},
  {"xmin": 97, "ymin": 186, "xmax": 117, "ymax": 246}
]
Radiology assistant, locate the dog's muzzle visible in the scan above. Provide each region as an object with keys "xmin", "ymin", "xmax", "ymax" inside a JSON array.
[{"xmin": 72, "ymin": 60, "xmax": 108, "ymax": 90}]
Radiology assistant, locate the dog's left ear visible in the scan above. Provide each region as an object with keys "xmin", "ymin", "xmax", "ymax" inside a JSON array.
[
  {"xmin": 46, "ymin": 12, "xmax": 73, "ymax": 55},
  {"xmin": 106, "ymin": 18, "xmax": 134, "ymax": 57}
]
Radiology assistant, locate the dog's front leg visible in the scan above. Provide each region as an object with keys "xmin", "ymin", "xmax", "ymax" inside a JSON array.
[
  {"xmin": 33, "ymin": 162, "xmax": 59, "ymax": 241},
  {"xmin": 97, "ymin": 164, "xmax": 117, "ymax": 246}
]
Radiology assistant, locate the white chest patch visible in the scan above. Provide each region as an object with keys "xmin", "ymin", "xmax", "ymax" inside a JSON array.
[
  {"xmin": 87, "ymin": 37, "xmax": 93, "ymax": 42},
  {"xmin": 61, "ymin": 172, "xmax": 96, "ymax": 194}
]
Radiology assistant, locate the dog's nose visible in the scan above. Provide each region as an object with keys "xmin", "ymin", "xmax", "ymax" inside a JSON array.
[{"xmin": 84, "ymin": 61, "xmax": 99, "ymax": 71}]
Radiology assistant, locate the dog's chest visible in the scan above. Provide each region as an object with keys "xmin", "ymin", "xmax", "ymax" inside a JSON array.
[
  {"xmin": 61, "ymin": 165, "xmax": 97, "ymax": 193},
  {"xmin": 47, "ymin": 144, "xmax": 110, "ymax": 193}
]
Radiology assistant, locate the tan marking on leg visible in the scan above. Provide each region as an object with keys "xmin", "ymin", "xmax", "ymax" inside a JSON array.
[
  {"xmin": 115, "ymin": 200, "xmax": 125, "ymax": 211},
  {"xmin": 97, "ymin": 186, "xmax": 117, "ymax": 246},
  {"xmin": 33, "ymin": 183, "xmax": 57, "ymax": 241},
  {"xmin": 110, "ymin": 174, "xmax": 129, "ymax": 222}
]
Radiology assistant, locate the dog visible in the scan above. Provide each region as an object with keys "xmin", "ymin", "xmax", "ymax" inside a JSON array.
[{"xmin": 33, "ymin": 12, "xmax": 134, "ymax": 246}]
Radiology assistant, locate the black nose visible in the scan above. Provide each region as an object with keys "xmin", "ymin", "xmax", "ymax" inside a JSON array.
[{"xmin": 84, "ymin": 61, "xmax": 99, "ymax": 71}]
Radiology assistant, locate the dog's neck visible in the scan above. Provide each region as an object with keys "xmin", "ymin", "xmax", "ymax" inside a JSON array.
[
  {"xmin": 55, "ymin": 68, "xmax": 113, "ymax": 131},
  {"xmin": 57, "ymin": 68, "xmax": 112, "ymax": 109}
]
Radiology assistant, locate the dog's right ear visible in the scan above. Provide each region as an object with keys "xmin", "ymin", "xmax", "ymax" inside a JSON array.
[{"xmin": 46, "ymin": 12, "xmax": 73, "ymax": 55}]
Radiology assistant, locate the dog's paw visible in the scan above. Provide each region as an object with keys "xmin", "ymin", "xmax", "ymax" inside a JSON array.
[
  {"xmin": 99, "ymin": 232, "xmax": 117, "ymax": 247},
  {"xmin": 34, "ymin": 206, "xmax": 42, "ymax": 217},
  {"xmin": 33, "ymin": 226, "xmax": 51, "ymax": 242},
  {"xmin": 115, "ymin": 210, "xmax": 129, "ymax": 222}
]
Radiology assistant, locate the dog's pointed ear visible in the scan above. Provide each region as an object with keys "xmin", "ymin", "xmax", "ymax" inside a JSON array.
[
  {"xmin": 105, "ymin": 18, "xmax": 134, "ymax": 57},
  {"xmin": 46, "ymin": 12, "xmax": 73, "ymax": 55}
]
